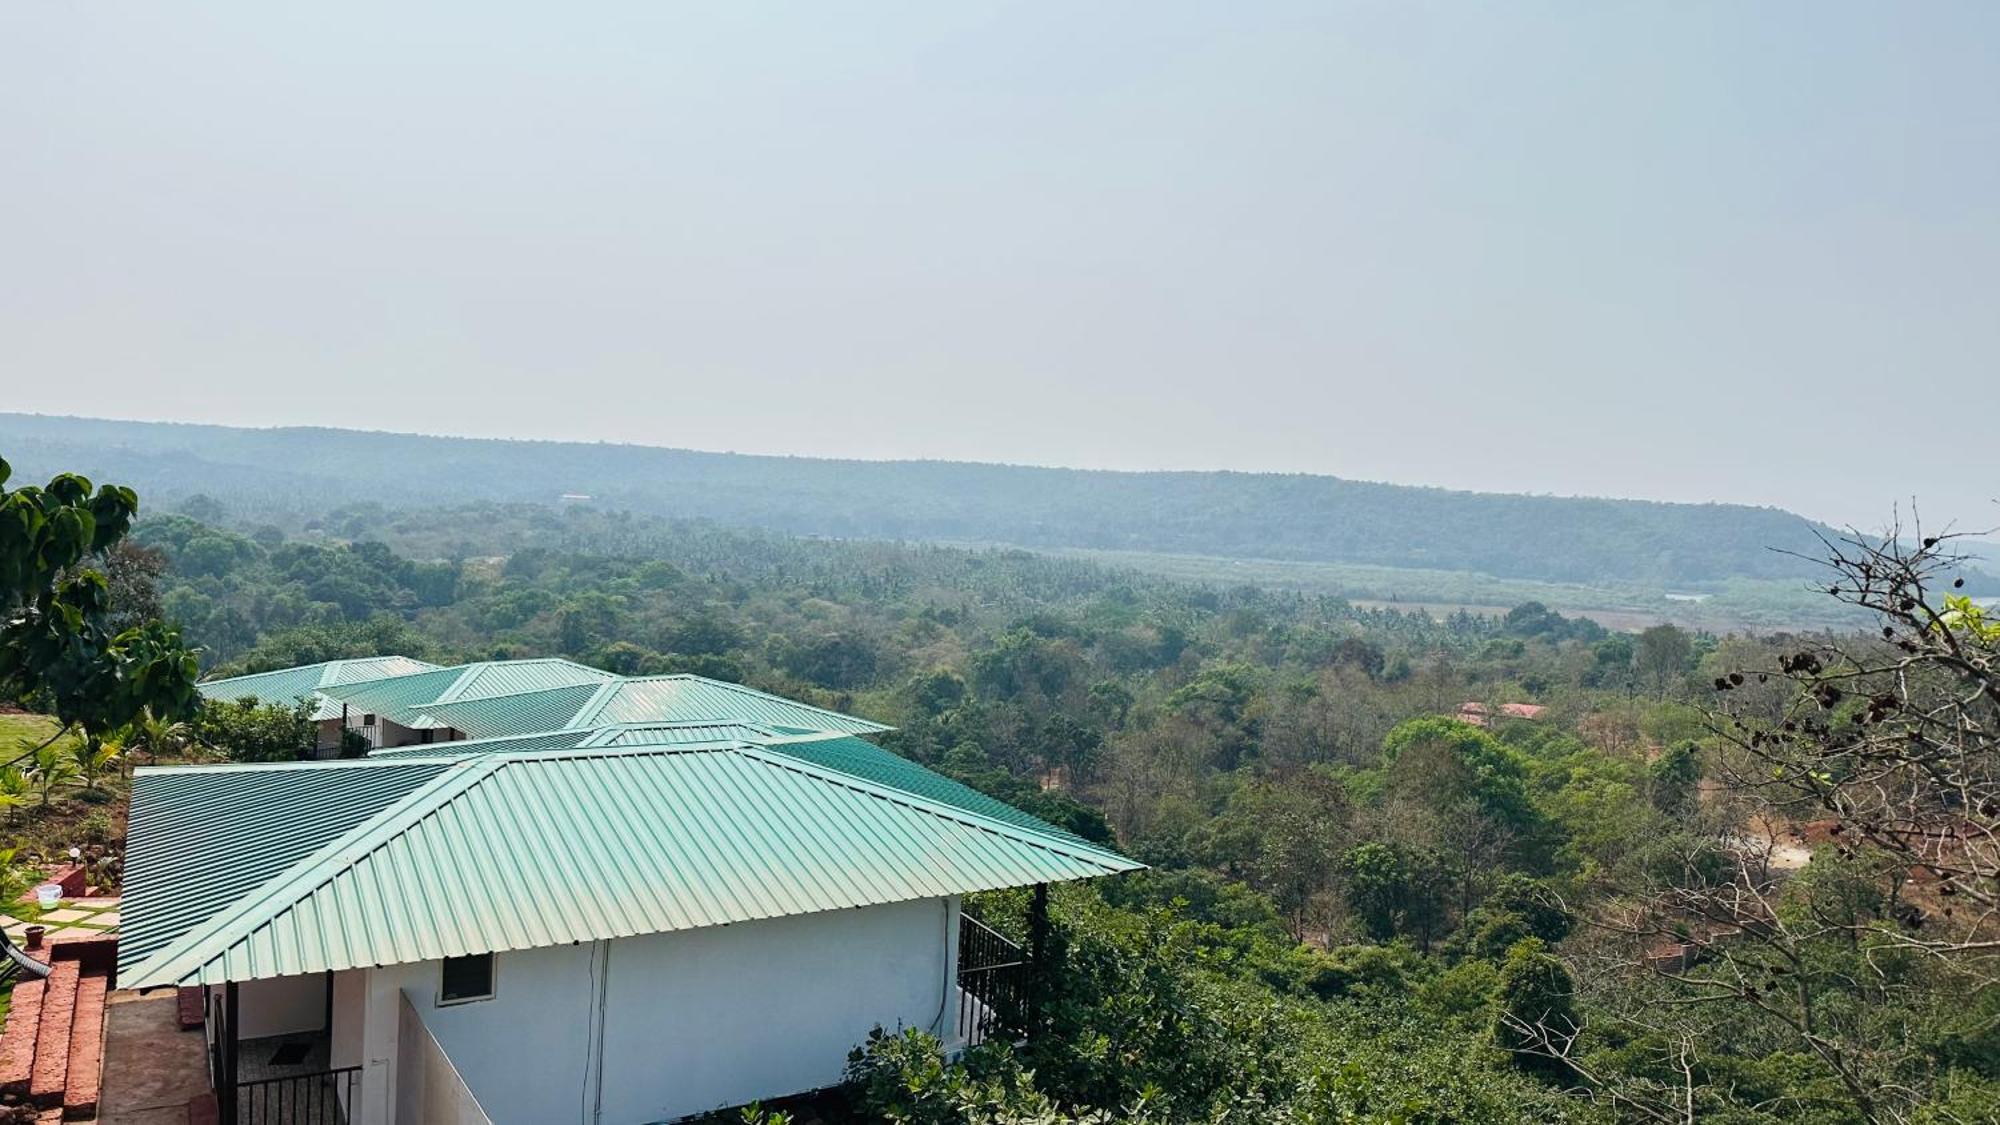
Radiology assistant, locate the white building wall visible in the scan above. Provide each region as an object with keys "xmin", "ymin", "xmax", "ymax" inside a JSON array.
[
  {"xmin": 365, "ymin": 942, "xmax": 598, "ymax": 1125},
  {"xmin": 395, "ymin": 991, "xmax": 494, "ymax": 1125},
  {"xmin": 597, "ymin": 897, "xmax": 955, "ymax": 1123},
  {"xmin": 348, "ymin": 897, "xmax": 957, "ymax": 1125},
  {"xmin": 236, "ymin": 973, "xmax": 326, "ymax": 1039}
]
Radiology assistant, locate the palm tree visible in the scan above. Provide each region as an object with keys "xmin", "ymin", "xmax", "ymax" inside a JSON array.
[
  {"xmin": 26, "ymin": 743, "xmax": 77, "ymax": 807},
  {"xmin": 120, "ymin": 708, "xmax": 194, "ymax": 772},
  {"xmin": 0, "ymin": 769, "xmax": 28, "ymax": 825},
  {"xmin": 70, "ymin": 738, "xmax": 119, "ymax": 792},
  {"xmin": 0, "ymin": 848, "xmax": 29, "ymax": 913}
]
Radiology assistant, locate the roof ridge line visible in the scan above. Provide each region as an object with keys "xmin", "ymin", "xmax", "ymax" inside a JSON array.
[
  {"xmin": 568, "ymin": 678, "xmax": 629, "ymax": 727},
  {"xmin": 662, "ymin": 676, "xmax": 896, "ymax": 731},
  {"xmin": 122, "ymin": 756, "xmax": 507, "ymax": 989},
  {"xmin": 725, "ymin": 744, "xmax": 1134, "ymax": 870},
  {"xmin": 473, "ymin": 739, "xmax": 1132, "ymax": 866},
  {"xmin": 432, "ymin": 658, "xmax": 614, "ymax": 705},
  {"xmin": 574, "ymin": 719, "xmax": 804, "ymax": 747},
  {"xmin": 419, "ymin": 677, "xmax": 607, "ymax": 711},
  {"xmin": 425, "ymin": 662, "xmax": 500, "ymax": 705},
  {"xmin": 198, "ymin": 656, "xmax": 440, "ymax": 690}
]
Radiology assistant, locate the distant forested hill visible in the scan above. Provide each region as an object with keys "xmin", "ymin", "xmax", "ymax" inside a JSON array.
[{"xmin": 0, "ymin": 412, "xmax": 1845, "ymax": 586}]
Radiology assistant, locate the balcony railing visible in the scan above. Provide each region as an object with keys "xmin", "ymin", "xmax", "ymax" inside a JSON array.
[
  {"xmin": 956, "ymin": 914, "xmax": 1029, "ymax": 1048},
  {"xmin": 234, "ymin": 1066, "xmax": 359, "ymax": 1125}
]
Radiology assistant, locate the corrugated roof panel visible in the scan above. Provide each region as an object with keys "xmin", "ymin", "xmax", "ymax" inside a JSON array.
[
  {"xmin": 578, "ymin": 677, "xmax": 891, "ymax": 734},
  {"xmin": 317, "ymin": 665, "xmax": 471, "ymax": 723},
  {"xmin": 196, "ymin": 657, "xmax": 440, "ymax": 720},
  {"xmin": 370, "ymin": 722, "xmax": 787, "ymax": 760},
  {"xmin": 585, "ymin": 721, "xmax": 789, "ymax": 746},
  {"xmin": 431, "ymin": 658, "xmax": 616, "ymax": 704},
  {"xmin": 409, "ymin": 683, "xmax": 604, "ymax": 739},
  {"xmin": 117, "ymin": 759, "xmax": 454, "ymax": 975},
  {"xmin": 215, "ymin": 659, "xmax": 889, "ymax": 737},
  {"xmin": 368, "ymin": 729, "xmax": 601, "ymax": 759},
  {"xmin": 369, "ymin": 725, "xmax": 1091, "ymax": 845},
  {"xmin": 322, "ymin": 657, "xmax": 441, "ymax": 687},
  {"xmin": 122, "ymin": 743, "xmax": 1140, "ymax": 988},
  {"xmin": 758, "ymin": 736, "xmax": 1097, "ymax": 846}
]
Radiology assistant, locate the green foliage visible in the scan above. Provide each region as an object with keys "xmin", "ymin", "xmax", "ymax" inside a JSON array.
[
  {"xmin": 24, "ymin": 742, "xmax": 77, "ymax": 807},
  {"xmin": 42, "ymin": 477, "xmax": 1992, "ymax": 1121},
  {"xmin": 1490, "ymin": 938, "xmax": 1576, "ymax": 1070},
  {"xmin": 1381, "ymin": 718, "xmax": 1538, "ymax": 833},
  {"xmin": 193, "ymin": 697, "xmax": 312, "ymax": 763},
  {"xmin": 846, "ymin": 892, "xmax": 1593, "ymax": 1124},
  {"xmin": 68, "ymin": 738, "xmax": 118, "ymax": 791},
  {"xmin": 0, "ymin": 456, "xmax": 200, "ymax": 739}
]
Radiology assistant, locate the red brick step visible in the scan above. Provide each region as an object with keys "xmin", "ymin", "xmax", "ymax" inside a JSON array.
[
  {"xmin": 28, "ymin": 961, "xmax": 79, "ymax": 1108},
  {"xmin": 0, "ymin": 937, "xmax": 120, "ymax": 1121},
  {"xmin": 0, "ymin": 977, "xmax": 46, "ymax": 1097}
]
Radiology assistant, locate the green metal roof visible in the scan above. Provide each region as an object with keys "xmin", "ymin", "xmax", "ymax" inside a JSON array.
[
  {"xmin": 572, "ymin": 676, "xmax": 892, "ymax": 734},
  {"xmin": 366, "ymin": 721, "xmax": 796, "ymax": 759},
  {"xmin": 369, "ymin": 724, "xmax": 1087, "ymax": 845},
  {"xmin": 368, "ymin": 728, "xmax": 607, "ymax": 758},
  {"xmin": 121, "ymin": 742, "xmax": 1140, "ymax": 988},
  {"xmin": 197, "ymin": 657, "xmax": 440, "ymax": 721},
  {"xmin": 119, "ymin": 758, "xmax": 455, "ymax": 972},
  {"xmin": 408, "ymin": 683, "xmax": 605, "ymax": 739},
  {"xmin": 304, "ymin": 660, "xmax": 887, "ymax": 737},
  {"xmin": 315, "ymin": 665, "xmax": 468, "ymax": 723},
  {"xmin": 751, "ymin": 736, "xmax": 1098, "ymax": 847},
  {"xmin": 314, "ymin": 659, "xmax": 616, "ymax": 729},
  {"xmin": 430, "ymin": 658, "xmax": 616, "ymax": 703}
]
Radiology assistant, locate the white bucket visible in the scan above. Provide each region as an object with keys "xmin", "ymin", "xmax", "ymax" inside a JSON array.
[{"xmin": 34, "ymin": 885, "xmax": 61, "ymax": 910}]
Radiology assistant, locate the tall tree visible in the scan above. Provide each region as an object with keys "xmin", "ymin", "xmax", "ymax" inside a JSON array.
[{"xmin": 0, "ymin": 457, "xmax": 200, "ymax": 750}]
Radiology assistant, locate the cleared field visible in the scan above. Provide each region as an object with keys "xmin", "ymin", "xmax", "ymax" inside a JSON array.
[{"xmin": 1038, "ymin": 548, "xmax": 1865, "ymax": 633}]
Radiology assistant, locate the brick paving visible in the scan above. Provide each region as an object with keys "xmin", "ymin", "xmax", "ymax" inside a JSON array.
[{"xmin": 1, "ymin": 894, "xmax": 121, "ymax": 947}]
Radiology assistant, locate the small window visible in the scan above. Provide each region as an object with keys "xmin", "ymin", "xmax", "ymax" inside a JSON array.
[
  {"xmin": 439, "ymin": 954, "xmax": 494, "ymax": 1004},
  {"xmin": 419, "ymin": 730, "xmax": 435, "ymax": 745},
  {"xmin": 362, "ymin": 713, "xmax": 377, "ymax": 727}
]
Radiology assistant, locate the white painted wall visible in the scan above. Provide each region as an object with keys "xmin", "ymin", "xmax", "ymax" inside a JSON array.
[
  {"xmin": 365, "ymin": 942, "xmax": 601, "ymax": 1125},
  {"xmin": 348, "ymin": 897, "xmax": 957, "ymax": 1125},
  {"xmin": 395, "ymin": 991, "xmax": 494, "ymax": 1125},
  {"xmin": 597, "ymin": 897, "xmax": 956, "ymax": 1123},
  {"xmin": 236, "ymin": 973, "xmax": 326, "ymax": 1040}
]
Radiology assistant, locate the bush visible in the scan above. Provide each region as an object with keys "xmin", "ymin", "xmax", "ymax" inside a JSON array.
[{"xmin": 192, "ymin": 697, "xmax": 311, "ymax": 762}]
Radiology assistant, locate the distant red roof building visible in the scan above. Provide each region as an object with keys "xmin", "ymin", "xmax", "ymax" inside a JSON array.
[{"xmin": 1455, "ymin": 701, "xmax": 1546, "ymax": 727}]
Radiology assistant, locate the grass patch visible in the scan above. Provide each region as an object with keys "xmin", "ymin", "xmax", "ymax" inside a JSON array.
[{"xmin": 0, "ymin": 712, "xmax": 80, "ymax": 763}]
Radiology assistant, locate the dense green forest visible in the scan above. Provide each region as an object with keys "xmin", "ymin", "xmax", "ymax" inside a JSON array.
[
  {"xmin": 75, "ymin": 487, "xmax": 1995, "ymax": 1123},
  {"xmin": 0, "ymin": 412, "xmax": 1907, "ymax": 588}
]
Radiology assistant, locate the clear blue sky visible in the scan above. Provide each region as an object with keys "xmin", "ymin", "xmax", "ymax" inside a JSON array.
[{"xmin": 3, "ymin": 2, "xmax": 1994, "ymax": 532}]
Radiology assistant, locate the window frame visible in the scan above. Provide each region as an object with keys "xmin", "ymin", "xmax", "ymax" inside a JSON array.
[{"xmin": 437, "ymin": 952, "xmax": 497, "ymax": 1006}]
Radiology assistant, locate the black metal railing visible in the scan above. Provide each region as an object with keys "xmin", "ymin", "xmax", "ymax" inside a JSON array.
[
  {"xmin": 235, "ymin": 1066, "xmax": 359, "ymax": 1125},
  {"xmin": 957, "ymin": 914, "xmax": 1029, "ymax": 1047}
]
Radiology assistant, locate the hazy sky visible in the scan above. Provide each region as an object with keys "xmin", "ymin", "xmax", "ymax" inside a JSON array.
[{"xmin": 3, "ymin": 2, "xmax": 1995, "ymax": 531}]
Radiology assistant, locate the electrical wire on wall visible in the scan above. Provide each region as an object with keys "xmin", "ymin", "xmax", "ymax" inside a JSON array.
[
  {"xmin": 927, "ymin": 898, "xmax": 953, "ymax": 1037},
  {"xmin": 578, "ymin": 941, "xmax": 603, "ymax": 1124}
]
